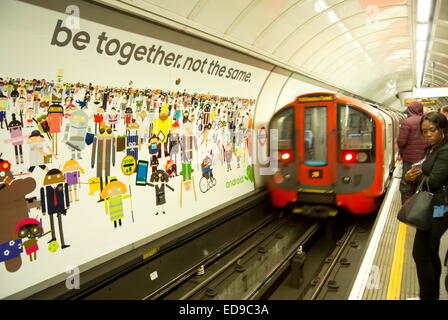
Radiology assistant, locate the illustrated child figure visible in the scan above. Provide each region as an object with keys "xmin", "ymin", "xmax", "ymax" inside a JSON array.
[
  {"xmin": 180, "ymin": 159, "xmax": 197, "ymax": 208},
  {"xmin": 40, "ymin": 169, "xmax": 70, "ymax": 249},
  {"xmin": 62, "ymin": 160, "xmax": 85, "ymax": 202},
  {"xmin": 147, "ymin": 169, "xmax": 174, "ymax": 215},
  {"xmin": 14, "ymin": 218, "xmax": 51, "ymax": 262},
  {"xmin": 4, "ymin": 113, "xmax": 27, "ymax": 165},
  {"xmin": 224, "ymin": 142, "xmax": 233, "ymax": 172},
  {"xmin": 106, "ymin": 107, "xmax": 119, "ymax": 131},
  {"xmin": 27, "ymin": 130, "xmax": 56, "ymax": 173},
  {"xmin": 148, "ymin": 134, "xmax": 161, "ymax": 160},
  {"xmin": 168, "ymin": 122, "xmax": 181, "ymax": 175},
  {"xmin": 25, "ymin": 107, "xmax": 34, "ymax": 127},
  {"xmin": 93, "ymin": 106, "xmax": 105, "ymax": 134},
  {"xmin": 47, "ymin": 104, "xmax": 64, "ymax": 155},
  {"xmin": 0, "ymin": 158, "xmax": 40, "ymax": 272},
  {"xmin": 100, "ymin": 177, "xmax": 131, "ymax": 228},
  {"xmin": 124, "ymin": 107, "xmax": 133, "ymax": 127}
]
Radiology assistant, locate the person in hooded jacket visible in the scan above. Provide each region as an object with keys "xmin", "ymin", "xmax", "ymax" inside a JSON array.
[{"xmin": 397, "ymin": 101, "xmax": 428, "ymax": 204}]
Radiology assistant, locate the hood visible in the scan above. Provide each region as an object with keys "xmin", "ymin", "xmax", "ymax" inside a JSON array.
[{"xmin": 407, "ymin": 101, "xmax": 423, "ymax": 116}]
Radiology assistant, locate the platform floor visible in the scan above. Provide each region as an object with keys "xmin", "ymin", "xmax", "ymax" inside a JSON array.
[{"xmin": 349, "ymin": 163, "xmax": 448, "ymax": 300}]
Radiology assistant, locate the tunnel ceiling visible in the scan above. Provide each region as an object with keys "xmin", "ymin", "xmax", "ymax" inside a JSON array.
[{"xmin": 95, "ymin": 0, "xmax": 448, "ymax": 107}]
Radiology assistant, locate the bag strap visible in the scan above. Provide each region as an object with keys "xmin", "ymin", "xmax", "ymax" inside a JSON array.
[{"xmin": 416, "ymin": 176, "xmax": 430, "ymax": 192}]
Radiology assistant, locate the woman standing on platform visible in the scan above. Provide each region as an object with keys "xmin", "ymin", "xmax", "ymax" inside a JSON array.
[{"xmin": 404, "ymin": 111, "xmax": 448, "ymax": 300}]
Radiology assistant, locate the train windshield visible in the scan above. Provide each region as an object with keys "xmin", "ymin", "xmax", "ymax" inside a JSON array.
[
  {"xmin": 270, "ymin": 106, "xmax": 294, "ymax": 149},
  {"xmin": 339, "ymin": 104, "xmax": 373, "ymax": 150},
  {"xmin": 304, "ymin": 107, "xmax": 327, "ymax": 166}
]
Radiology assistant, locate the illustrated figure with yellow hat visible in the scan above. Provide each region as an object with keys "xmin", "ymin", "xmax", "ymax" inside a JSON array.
[
  {"xmin": 152, "ymin": 104, "xmax": 173, "ymax": 158},
  {"xmin": 100, "ymin": 177, "xmax": 131, "ymax": 228},
  {"xmin": 62, "ymin": 160, "xmax": 85, "ymax": 202}
]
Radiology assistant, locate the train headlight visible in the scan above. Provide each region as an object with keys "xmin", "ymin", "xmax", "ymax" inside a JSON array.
[
  {"xmin": 342, "ymin": 176, "xmax": 351, "ymax": 184},
  {"xmin": 356, "ymin": 152, "xmax": 368, "ymax": 163}
]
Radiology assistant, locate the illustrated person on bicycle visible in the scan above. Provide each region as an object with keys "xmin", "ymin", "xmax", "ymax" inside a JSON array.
[{"xmin": 199, "ymin": 155, "xmax": 216, "ymax": 193}]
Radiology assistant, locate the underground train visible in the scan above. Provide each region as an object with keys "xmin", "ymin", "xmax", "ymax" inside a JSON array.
[{"xmin": 267, "ymin": 92, "xmax": 405, "ymax": 216}]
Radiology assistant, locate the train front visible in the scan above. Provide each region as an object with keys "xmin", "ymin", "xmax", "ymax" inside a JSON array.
[{"xmin": 267, "ymin": 92, "xmax": 382, "ymax": 217}]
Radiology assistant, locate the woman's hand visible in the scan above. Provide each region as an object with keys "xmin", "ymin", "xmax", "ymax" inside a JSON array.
[{"xmin": 404, "ymin": 167, "xmax": 422, "ymax": 182}]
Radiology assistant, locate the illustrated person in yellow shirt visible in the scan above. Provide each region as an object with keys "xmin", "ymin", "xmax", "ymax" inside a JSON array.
[{"xmin": 152, "ymin": 104, "xmax": 173, "ymax": 157}]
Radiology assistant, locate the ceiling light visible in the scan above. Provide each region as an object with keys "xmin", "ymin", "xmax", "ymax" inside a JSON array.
[
  {"xmin": 327, "ymin": 11, "xmax": 339, "ymax": 23},
  {"xmin": 345, "ymin": 33, "xmax": 352, "ymax": 40},
  {"xmin": 416, "ymin": 51, "xmax": 426, "ymax": 62},
  {"xmin": 416, "ymin": 40, "xmax": 427, "ymax": 53},
  {"xmin": 315, "ymin": 0, "xmax": 328, "ymax": 13},
  {"xmin": 417, "ymin": 0, "xmax": 432, "ymax": 23},
  {"xmin": 416, "ymin": 23, "xmax": 429, "ymax": 41}
]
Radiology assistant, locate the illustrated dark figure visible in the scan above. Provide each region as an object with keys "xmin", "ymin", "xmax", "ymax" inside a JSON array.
[
  {"xmin": 40, "ymin": 169, "xmax": 70, "ymax": 249},
  {"xmin": 4, "ymin": 112, "xmax": 27, "ymax": 165},
  {"xmin": 147, "ymin": 169, "xmax": 174, "ymax": 215}
]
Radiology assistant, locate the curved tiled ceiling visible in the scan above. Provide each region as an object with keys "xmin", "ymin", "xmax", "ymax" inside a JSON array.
[{"xmin": 95, "ymin": 0, "xmax": 448, "ymax": 108}]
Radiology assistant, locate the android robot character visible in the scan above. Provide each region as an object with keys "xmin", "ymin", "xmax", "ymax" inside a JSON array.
[{"xmin": 63, "ymin": 109, "xmax": 90, "ymax": 160}]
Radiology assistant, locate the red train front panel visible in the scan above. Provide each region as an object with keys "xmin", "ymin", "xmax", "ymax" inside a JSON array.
[{"xmin": 268, "ymin": 92, "xmax": 384, "ymax": 214}]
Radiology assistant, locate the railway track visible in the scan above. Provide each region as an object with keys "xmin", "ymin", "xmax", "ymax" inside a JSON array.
[{"xmin": 159, "ymin": 214, "xmax": 321, "ymax": 300}]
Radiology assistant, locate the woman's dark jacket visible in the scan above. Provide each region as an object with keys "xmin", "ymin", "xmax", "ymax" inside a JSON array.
[{"xmin": 413, "ymin": 137, "xmax": 448, "ymax": 206}]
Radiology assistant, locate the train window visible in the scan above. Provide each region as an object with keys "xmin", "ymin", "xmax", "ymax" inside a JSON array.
[
  {"xmin": 338, "ymin": 104, "xmax": 374, "ymax": 160},
  {"xmin": 304, "ymin": 107, "xmax": 327, "ymax": 166},
  {"xmin": 270, "ymin": 106, "xmax": 294, "ymax": 150}
]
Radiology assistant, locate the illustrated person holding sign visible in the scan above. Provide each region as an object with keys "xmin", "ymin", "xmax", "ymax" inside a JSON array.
[{"xmin": 120, "ymin": 155, "xmax": 136, "ymax": 223}]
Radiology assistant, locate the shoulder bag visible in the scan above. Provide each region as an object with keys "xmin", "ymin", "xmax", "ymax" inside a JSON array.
[{"xmin": 397, "ymin": 176, "xmax": 433, "ymax": 231}]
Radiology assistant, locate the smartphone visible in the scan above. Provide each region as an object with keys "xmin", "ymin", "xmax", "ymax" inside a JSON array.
[
  {"xmin": 412, "ymin": 159, "xmax": 424, "ymax": 169},
  {"xmin": 136, "ymin": 160, "xmax": 149, "ymax": 186}
]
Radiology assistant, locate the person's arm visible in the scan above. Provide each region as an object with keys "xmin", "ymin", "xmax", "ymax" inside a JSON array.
[
  {"xmin": 396, "ymin": 122, "xmax": 410, "ymax": 155},
  {"xmin": 427, "ymin": 148, "xmax": 448, "ymax": 190}
]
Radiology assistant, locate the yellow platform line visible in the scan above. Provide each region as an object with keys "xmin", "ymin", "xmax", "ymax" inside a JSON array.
[{"xmin": 386, "ymin": 222, "xmax": 407, "ymax": 300}]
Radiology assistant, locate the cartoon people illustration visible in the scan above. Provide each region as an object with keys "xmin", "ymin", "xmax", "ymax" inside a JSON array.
[
  {"xmin": 126, "ymin": 119, "xmax": 141, "ymax": 160},
  {"xmin": 63, "ymin": 109, "xmax": 90, "ymax": 160},
  {"xmin": 152, "ymin": 104, "xmax": 173, "ymax": 157},
  {"xmin": 93, "ymin": 106, "xmax": 105, "ymax": 134},
  {"xmin": 91, "ymin": 122, "xmax": 116, "ymax": 196},
  {"xmin": 124, "ymin": 107, "xmax": 133, "ymax": 127},
  {"xmin": 148, "ymin": 134, "xmax": 161, "ymax": 161},
  {"xmin": 180, "ymin": 159, "xmax": 197, "ymax": 208},
  {"xmin": 224, "ymin": 142, "xmax": 233, "ymax": 172},
  {"xmin": 147, "ymin": 169, "xmax": 174, "ymax": 215},
  {"xmin": 199, "ymin": 155, "xmax": 216, "ymax": 193},
  {"xmin": 14, "ymin": 218, "xmax": 51, "ymax": 262},
  {"xmin": 47, "ymin": 103, "xmax": 64, "ymax": 155},
  {"xmin": 168, "ymin": 122, "xmax": 181, "ymax": 173},
  {"xmin": 62, "ymin": 160, "xmax": 84, "ymax": 202},
  {"xmin": 100, "ymin": 177, "xmax": 131, "ymax": 228},
  {"xmin": 27, "ymin": 130, "xmax": 56, "ymax": 173},
  {"xmin": 40, "ymin": 168, "xmax": 70, "ymax": 250},
  {"xmin": 0, "ymin": 158, "xmax": 40, "ymax": 272},
  {"xmin": 0, "ymin": 96, "xmax": 9, "ymax": 129},
  {"xmin": 4, "ymin": 113, "xmax": 27, "ymax": 165},
  {"xmin": 106, "ymin": 107, "xmax": 119, "ymax": 131},
  {"xmin": 25, "ymin": 107, "xmax": 34, "ymax": 127}
]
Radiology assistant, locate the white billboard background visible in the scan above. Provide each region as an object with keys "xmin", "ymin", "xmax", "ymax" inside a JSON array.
[{"xmin": 0, "ymin": 0, "xmax": 270, "ymax": 298}]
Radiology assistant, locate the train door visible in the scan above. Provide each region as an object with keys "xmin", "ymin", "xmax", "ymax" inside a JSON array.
[{"xmin": 296, "ymin": 96, "xmax": 337, "ymax": 202}]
